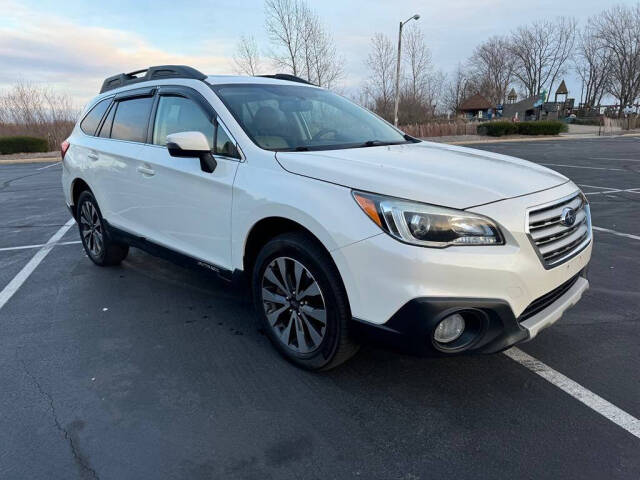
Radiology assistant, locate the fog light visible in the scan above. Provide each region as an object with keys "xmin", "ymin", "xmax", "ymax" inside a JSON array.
[{"xmin": 434, "ymin": 313, "xmax": 465, "ymax": 343}]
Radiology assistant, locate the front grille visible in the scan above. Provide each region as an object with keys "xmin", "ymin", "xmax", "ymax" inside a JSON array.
[
  {"xmin": 519, "ymin": 273, "xmax": 581, "ymax": 321},
  {"xmin": 527, "ymin": 192, "xmax": 591, "ymax": 268}
]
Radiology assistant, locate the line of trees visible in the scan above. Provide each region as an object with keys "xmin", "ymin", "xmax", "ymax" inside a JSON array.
[
  {"xmin": 234, "ymin": 0, "xmax": 640, "ymax": 124},
  {"xmin": 368, "ymin": 3, "xmax": 640, "ymax": 122}
]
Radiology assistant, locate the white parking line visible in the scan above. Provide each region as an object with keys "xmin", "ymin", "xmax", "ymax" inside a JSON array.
[
  {"xmin": 0, "ymin": 240, "xmax": 81, "ymax": 252},
  {"xmin": 580, "ymin": 184, "xmax": 623, "ymax": 190},
  {"xmin": 0, "ymin": 218, "xmax": 75, "ymax": 311},
  {"xmin": 36, "ymin": 162, "xmax": 61, "ymax": 170},
  {"xmin": 504, "ymin": 347, "xmax": 640, "ymax": 439},
  {"xmin": 541, "ymin": 163, "xmax": 624, "ymax": 171},
  {"xmin": 579, "ymin": 184, "xmax": 640, "ymax": 196},
  {"xmin": 593, "ymin": 226, "xmax": 640, "ymax": 241},
  {"xmin": 590, "ymin": 157, "xmax": 640, "ymax": 162}
]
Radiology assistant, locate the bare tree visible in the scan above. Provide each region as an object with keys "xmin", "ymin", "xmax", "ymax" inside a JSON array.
[
  {"xmin": 509, "ymin": 17, "xmax": 577, "ymax": 98},
  {"xmin": 0, "ymin": 82, "xmax": 78, "ymax": 149},
  {"xmin": 397, "ymin": 24, "xmax": 444, "ymax": 122},
  {"xmin": 363, "ymin": 33, "xmax": 396, "ymax": 121},
  {"xmin": 233, "ymin": 35, "xmax": 262, "ymax": 76},
  {"xmin": 574, "ymin": 21, "xmax": 611, "ymax": 108},
  {"xmin": 265, "ymin": 0, "xmax": 306, "ymax": 76},
  {"xmin": 469, "ymin": 36, "xmax": 515, "ymax": 106},
  {"xmin": 300, "ymin": 12, "xmax": 342, "ymax": 88},
  {"xmin": 444, "ymin": 64, "xmax": 475, "ymax": 115},
  {"xmin": 264, "ymin": 0, "xmax": 342, "ymax": 87},
  {"xmin": 592, "ymin": 3, "xmax": 640, "ymax": 115},
  {"xmin": 402, "ymin": 24, "xmax": 432, "ymax": 102}
]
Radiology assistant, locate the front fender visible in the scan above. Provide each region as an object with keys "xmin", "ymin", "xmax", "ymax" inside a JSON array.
[{"xmin": 230, "ymin": 164, "xmax": 380, "ymax": 271}]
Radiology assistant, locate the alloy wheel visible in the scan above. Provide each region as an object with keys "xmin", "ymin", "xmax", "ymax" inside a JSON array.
[
  {"xmin": 261, "ymin": 256, "xmax": 327, "ymax": 354},
  {"xmin": 79, "ymin": 201, "xmax": 103, "ymax": 258}
]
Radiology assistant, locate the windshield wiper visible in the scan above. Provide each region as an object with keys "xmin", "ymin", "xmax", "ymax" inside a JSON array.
[
  {"xmin": 357, "ymin": 140, "xmax": 405, "ymax": 148},
  {"xmin": 363, "ymin": 140, "xmax": 384, "ymax": 147}
]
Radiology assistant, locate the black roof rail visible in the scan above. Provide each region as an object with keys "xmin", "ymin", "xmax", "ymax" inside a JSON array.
[
  {"xmin": 258, "ymin": 74, "xmax": 315, "ymax": 86},
  {"xmin": 100, "ymin": 65, "xmax": 207, "ymax": 93}
]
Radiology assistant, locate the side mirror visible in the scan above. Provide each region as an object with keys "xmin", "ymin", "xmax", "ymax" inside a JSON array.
[{"xmin": 166, "ymin": 131, "xmax": 217, "ymax": 173}]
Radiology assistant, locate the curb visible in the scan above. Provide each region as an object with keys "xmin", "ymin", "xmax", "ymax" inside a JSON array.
[{"xmin": 0, "ymin": 157, "xmax": 60, "ymax": 165}]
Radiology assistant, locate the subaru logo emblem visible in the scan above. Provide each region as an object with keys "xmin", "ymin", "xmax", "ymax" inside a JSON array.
[{"xmin": 560, "ymin": 207, "xmax": 577, "ymax": 227}]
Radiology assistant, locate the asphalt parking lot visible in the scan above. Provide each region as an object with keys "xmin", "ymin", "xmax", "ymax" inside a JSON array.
[{"xmin": 0, "ymin": 136, "xmax": 639, "ymax": 479}]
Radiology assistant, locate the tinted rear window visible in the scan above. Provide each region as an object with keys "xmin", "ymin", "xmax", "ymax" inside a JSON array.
[
  {"xmin": 80, "ymin": 98, "xmax": 111, "ymax": 135},
  {"xmin": 111, "ymin": 97, "xmax": 154, "ymax": 143}
]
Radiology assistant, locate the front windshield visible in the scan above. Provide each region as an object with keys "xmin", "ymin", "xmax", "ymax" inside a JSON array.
[{"xmin": 211, "ymin": 83, "xmax": 410, "ymax": 151}]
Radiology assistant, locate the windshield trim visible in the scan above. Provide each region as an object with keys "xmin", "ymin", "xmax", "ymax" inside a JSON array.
[{"xmin": 209, "ymin": 83, "xmax": 414, "ymax": 152}]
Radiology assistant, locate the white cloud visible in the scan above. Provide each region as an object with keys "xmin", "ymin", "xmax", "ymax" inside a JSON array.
[{"xmin": 0, "ymin": 1, "xmax": 234, "ymax": 104}]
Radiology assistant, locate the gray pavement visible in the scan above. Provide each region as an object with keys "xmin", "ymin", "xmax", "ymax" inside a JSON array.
[{"xmin": 0, "ymin": 137, "xmax": 638, "ymax": 479}]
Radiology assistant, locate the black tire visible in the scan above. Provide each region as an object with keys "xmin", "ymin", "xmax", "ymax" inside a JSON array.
[
  {"xmin": 252, "ymin": 232, "xmax": 359, "ymax": 370},
  {"xmin": 76, "ymin": 190, "xmax": 129, "ymax": 266}
]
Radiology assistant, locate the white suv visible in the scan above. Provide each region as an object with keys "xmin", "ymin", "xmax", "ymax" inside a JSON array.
[{"xmin": 61, "ymin": 65, "xmax": 593, "ymax": 370}]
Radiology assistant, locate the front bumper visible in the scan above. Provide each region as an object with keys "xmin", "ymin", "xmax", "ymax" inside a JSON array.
[
  {"xmin": 350, "ymin": 271, "xmax": 589, "ymax": 356},
  {"xmin": 332, "ymin": 182, "xmax": 593, "ymax": 355}
]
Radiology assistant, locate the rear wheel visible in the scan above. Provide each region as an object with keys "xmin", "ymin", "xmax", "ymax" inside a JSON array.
[
  {"xmin": 77, "ymin": 191, "xmax": 129, "ymax": 266},
  {"xmin": 252, "ymin": 232, "xmax": 359, "ymax": 370}
]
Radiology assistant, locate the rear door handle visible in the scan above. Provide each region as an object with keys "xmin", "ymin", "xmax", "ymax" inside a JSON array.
[
  {"xmin": 87, "ymin": 153, "xmax": 99, "ymax": 160},
  {"xmin": 137, "ymin": 165, "xmax": 156, "ymax": 176}
]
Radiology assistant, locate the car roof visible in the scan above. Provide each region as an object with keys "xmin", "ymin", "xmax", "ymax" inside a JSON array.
[{"xmin": 85, "ymin": 74, "xmax": 318, "ymax": 112}]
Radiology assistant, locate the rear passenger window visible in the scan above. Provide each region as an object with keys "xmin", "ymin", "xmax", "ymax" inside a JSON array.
[
  {"xmin": 152, "ymin": 96, "xmax": 214, "ymax": 147},
  {"xmin": 111, "ymin": 96, "xmax": 154, "ymax": 143},
  {"xmin": 80, "ymin": 98, "xmax": 111, "ymax": 135}
]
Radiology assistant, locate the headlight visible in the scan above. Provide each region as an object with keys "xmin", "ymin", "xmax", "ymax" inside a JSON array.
[{"xmin": 352, "ymin": 191, "xmax": 504, "ymax": 247}]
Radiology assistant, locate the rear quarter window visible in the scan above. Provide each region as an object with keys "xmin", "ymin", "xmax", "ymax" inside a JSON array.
[{"xmin": 80, "ymin": 98, "xmax": 111, "ymax": 136}]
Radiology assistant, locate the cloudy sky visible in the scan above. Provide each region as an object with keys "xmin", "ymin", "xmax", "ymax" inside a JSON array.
[{"xmin": 0, "ymin": 0, "xmax": 633, "ymax": 106}]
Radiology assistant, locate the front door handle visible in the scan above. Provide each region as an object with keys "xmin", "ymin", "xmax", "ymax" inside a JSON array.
[{"xmin": 137, "ymin": 165, "xmax": 156, "ymax": 176}]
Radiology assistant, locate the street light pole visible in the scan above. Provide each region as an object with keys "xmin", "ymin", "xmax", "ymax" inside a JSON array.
[{"xmin": 394, "ymin": 14, "xmax": 420, "ymax": 127}]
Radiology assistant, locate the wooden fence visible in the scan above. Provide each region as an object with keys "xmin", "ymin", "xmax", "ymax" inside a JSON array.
[{"xmin": 400, "ymin": 122, "xmax": 478, "ymax": 138}]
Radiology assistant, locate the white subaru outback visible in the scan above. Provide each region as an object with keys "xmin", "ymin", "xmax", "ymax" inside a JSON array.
[{"xmin": 61, "ymin": 65, "xmax": 592, "ymax": 370}]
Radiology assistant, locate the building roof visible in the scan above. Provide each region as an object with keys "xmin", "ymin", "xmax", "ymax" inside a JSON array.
[
  {"xmin": 556, "ymin": 80, "xmax": 568, "ymax": 95},
  {"xmin": 502, "ymin": 94, "xmax": 539, "ymax": 118},
  {"xmin": 458, "ymin": 93, "xmax": 492, "ymax": 111}
]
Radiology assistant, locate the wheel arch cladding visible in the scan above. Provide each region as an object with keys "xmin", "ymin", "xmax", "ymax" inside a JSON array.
[
  {"xmin": 71, "ymin": 178, "xmax": 93, "ymax": 218},
  {"xmin": 243, "ymin": 217, "xmax": 333, "ymax": 276}
]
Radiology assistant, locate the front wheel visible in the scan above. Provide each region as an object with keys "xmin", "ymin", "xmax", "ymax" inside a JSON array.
[{"xmin": 252, "ymin": 232, "xmax": 359, "ymax": 370}]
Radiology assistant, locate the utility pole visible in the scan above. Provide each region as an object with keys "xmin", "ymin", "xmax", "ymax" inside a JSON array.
[{"xmin": 393, "ymin": 14, "xmax": 420, "ymax": 127}]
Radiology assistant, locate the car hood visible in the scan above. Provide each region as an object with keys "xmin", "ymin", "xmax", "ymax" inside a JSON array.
[{"xmin": 275, "ymin": 141, "xmax": 568, "ymax": 209}]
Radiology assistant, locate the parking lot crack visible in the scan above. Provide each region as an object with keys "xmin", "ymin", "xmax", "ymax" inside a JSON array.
[{"xmin": 20, "ymin": 359, "xmax": 100, "ymax": 480}]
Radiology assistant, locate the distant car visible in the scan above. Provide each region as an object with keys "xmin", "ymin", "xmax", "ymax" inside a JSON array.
[{"xmin": 61, "ymin": 65, "xmax": 593, "ymax": 370}]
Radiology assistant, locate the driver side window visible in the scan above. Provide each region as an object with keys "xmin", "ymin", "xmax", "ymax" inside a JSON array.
[{"xmin": 153, "ymin": 96, "xmax": 215, "ymax": 148}]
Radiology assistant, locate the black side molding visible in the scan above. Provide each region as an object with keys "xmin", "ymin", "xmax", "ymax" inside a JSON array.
[{"xmin": 102, "ymin": 219, "xmax": 234, "ymax": 282}]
